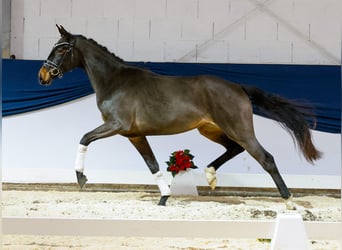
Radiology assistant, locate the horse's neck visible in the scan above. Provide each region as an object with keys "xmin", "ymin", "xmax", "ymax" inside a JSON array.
[{"xmin": 79, "ymin": 44, "xmax": 124, "ymax": 92}]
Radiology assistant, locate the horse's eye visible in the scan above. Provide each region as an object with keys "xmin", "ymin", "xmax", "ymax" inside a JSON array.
[{"xmin": 57, "ymin": 48, "xmax": 67, "ymax": 54}]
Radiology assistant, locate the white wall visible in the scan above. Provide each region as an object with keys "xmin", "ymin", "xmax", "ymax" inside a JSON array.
[
  {"xmin": 9, "ymin": 0, "xmax": 341, "ymax": 64},
  {"xmin": 3, "ymin": 0, "xmax": 341, "ymax": 188},
  {"xmin": 2, "ymin": 0, "xmax": 11, "ymax": 57}
]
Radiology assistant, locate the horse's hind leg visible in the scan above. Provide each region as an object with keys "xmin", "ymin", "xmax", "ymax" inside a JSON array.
[
  {"xmin": 129, "ymin": 136, "xmax": 171, "ymax": 206},
  {"xmin": 198, "ymin": 124, "xmax": 244, "ymax": 190},
  {"xmin": 239, "ymin": 138, "xmax": 295, "ymax": 210}
]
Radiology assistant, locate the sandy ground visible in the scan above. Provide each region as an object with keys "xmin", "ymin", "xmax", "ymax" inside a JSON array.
[{"xmin": 2, "ymin": 190, "xmax": 341, "ymax": 249}]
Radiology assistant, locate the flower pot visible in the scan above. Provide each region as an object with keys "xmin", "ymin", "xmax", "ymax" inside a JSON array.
[{"xmin": 170, "ymin": 169, "xmax": 198, "ymax": 196}]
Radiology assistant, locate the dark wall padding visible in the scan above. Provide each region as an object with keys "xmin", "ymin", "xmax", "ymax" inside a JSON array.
[{"xmin": 3, "ymin": 59, "xmax": 340, "ymax": 133}]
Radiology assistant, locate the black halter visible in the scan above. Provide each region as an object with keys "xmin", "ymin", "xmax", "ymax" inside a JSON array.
[{"xmin": 44, "ymin": 41, "xmax": 74, "ymax": 78}]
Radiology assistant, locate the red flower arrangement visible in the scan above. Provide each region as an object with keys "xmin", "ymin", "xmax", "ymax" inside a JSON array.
[{"xmin": 166, "ymin": 149, "xmax": 197, "ymax": 177}]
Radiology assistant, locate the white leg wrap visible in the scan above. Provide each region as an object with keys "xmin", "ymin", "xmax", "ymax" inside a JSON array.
[
  {"xmin": 205, "ymin": 166, "xmax": 217, "ymax": 190},
  {"xmin": 75, "ymin": 144, "xmax": 88, "ymax": 172},
  {"xmin": 154, "ymin": 171, "xmax": 171, "ymax": 196},
  {"xmin": 284, "ymin": 194, "xmax": 296, "ymax": 210}
]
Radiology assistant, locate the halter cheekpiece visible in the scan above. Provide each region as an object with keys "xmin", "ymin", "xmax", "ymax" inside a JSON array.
[{"xmin": 44, "ymin": 41, "xmax": 74, "ymax": 78}]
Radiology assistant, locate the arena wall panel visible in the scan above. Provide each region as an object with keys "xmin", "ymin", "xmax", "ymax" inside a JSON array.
[{"xmin": 8, "ymin": 0, "xmax": 340, "ymax": 64}]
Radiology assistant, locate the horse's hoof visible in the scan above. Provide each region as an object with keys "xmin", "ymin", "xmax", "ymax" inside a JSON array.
[
  {"xmin": 205, "ymin": 166, "xmax": 217, "ymax": 190},
  {"xmin": 284, "ymin": 195, "xmax": 296, "ymax": 210},
  {"xmin": 76, "ymin": 171, "xmax": 88, "ymax": 189},
  {"xmin": 158, "ymin": 195, "xmax": 170, "ymax": 206}
]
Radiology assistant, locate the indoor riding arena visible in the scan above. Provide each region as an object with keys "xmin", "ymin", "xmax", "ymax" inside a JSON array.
[{"xmin": 2, "ymin": 0, "xmax": 341, "ymax": 249}]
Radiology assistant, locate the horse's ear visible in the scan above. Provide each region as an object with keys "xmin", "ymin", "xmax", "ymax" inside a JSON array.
[{"xmin": 56, "ymin": 24, "xmax": 71, "ymax": 38}]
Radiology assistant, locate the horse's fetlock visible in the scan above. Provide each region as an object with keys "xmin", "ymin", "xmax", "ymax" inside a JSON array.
[{"xmin": 205, "ymin": 166, "xmax": 217, "ymax": 190}]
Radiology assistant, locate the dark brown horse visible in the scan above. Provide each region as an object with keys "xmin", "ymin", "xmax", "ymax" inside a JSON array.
[{"xmin": 39, "ymin": 25, "xmax": 322, "ymax": 209}]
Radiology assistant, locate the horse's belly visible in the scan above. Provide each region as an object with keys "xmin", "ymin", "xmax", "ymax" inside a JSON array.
[
  {"xmin": 131, "ymin": 101, "xmax": 211, "ymax": 136},
  {"xmin": 134, "ymin": 117, "xmax": 211, "ymax": 136}
]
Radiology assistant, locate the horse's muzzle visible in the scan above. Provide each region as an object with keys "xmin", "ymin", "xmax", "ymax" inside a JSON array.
[{"xmin": 38, "ymin": 66, "xmax": 53, "ymax": 86}]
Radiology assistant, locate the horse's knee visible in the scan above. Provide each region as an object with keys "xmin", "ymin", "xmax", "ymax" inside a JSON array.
[{"xmin": 80, "ymin": 132, "xmax": 95, "ymax": 146}]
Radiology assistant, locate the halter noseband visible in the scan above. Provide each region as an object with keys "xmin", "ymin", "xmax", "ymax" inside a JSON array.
[{"xmin": 44, "ymin": 41, "xmax": 74, "ymax": 78}]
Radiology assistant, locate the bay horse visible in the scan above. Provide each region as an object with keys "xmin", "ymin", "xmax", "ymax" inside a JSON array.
[{"xmin": 39, "ymin": 25, "xmax": 322, "ymax": 209}]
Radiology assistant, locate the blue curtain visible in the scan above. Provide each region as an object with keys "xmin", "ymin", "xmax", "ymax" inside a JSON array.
[
  {"xmin": 3, "ymin": 59, "xmax": 93, "ymax": 115},
  {"xmin": 2, "ymin": 59, "xmax": 340, "ymax": 133}
]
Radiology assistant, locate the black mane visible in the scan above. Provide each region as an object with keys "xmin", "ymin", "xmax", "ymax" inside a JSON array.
[{"xmin": 76, "ymin": 35, "xmax": 125, "ymax": 64}]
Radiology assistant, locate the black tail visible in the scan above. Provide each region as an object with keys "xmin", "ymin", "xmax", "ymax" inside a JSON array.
[{"xmin": 242, "ymin": 85, "xmax": 322, "ymax": 163}]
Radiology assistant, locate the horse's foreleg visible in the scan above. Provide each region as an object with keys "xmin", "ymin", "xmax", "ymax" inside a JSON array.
[
  {"xmin": 75, "ymin": 144, "xmax": 88, "ymax": 188},
  {"xmin": 129, "ymin": 136, "xmax": 171, "ymax": 206},
  {"xmin": 75, "ymin": 122, "xmax": 118, "ymax": 189},
  {"xmin": 154, "ymin": 171, "xmax": 171, "ymax": 205}
]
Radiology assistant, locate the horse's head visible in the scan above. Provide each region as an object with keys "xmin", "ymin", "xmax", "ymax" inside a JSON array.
[{"xmin": 39, "ymin": 25, "xmax": 80, "ymax": 86}]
